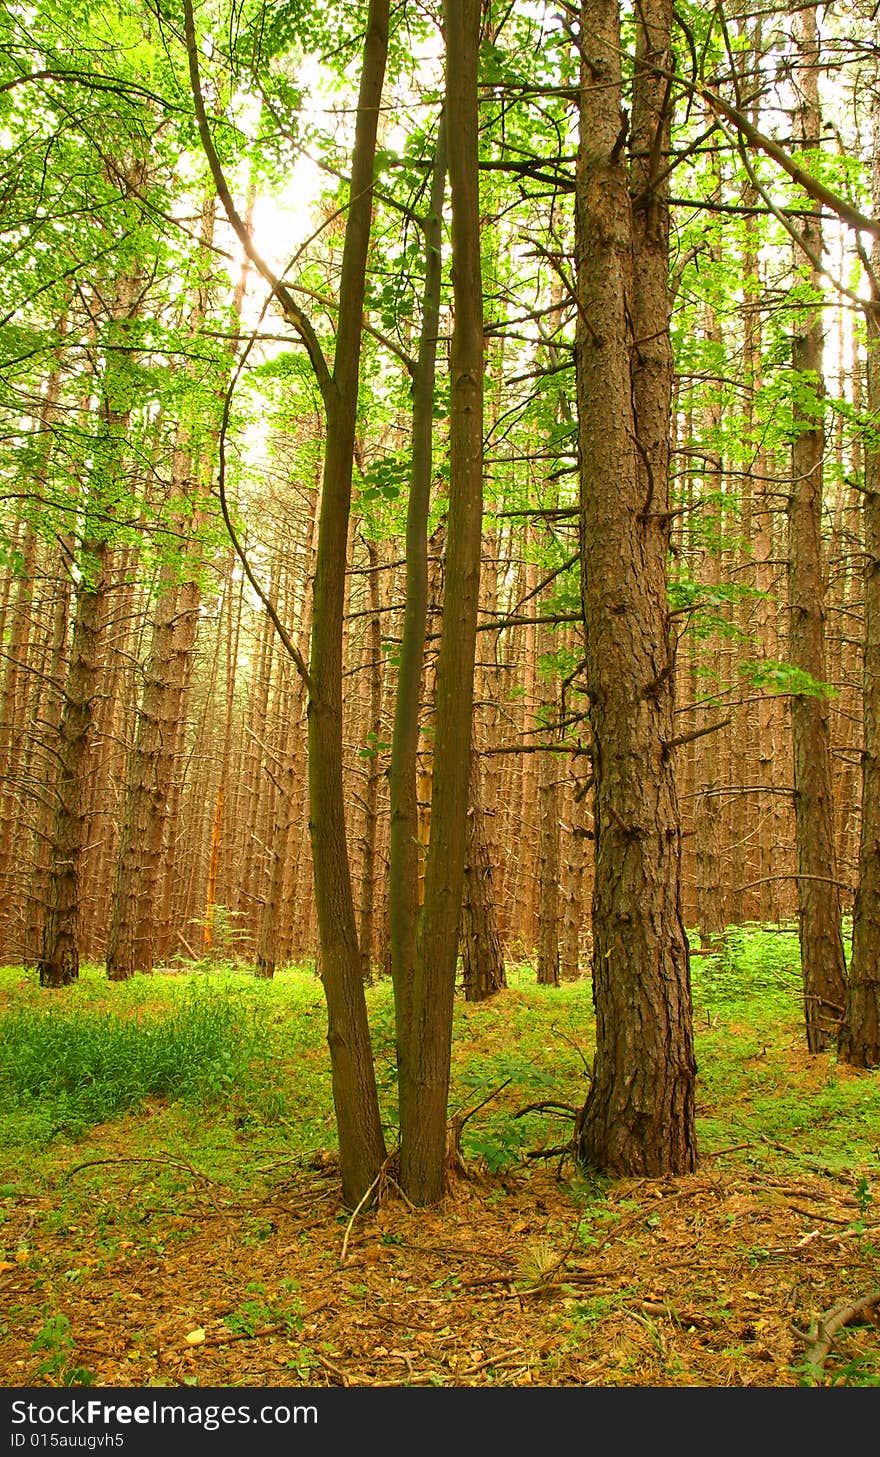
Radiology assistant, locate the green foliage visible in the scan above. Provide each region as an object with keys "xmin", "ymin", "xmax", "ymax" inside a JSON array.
[
  {"xmin": 224, "ymin": 1280, "xmax": 303, "ymax": 1338},
  {"xmin": 0, "ymin": 985, "xmax": 278, "ymax": 1142},
  {"xmin": 357, "ymin": 729, "xmax": 392, "ymax": 760},
  {"xmin": 669, "ymin": 576, "xmax": 762, "ymax": 642},
  {"xmin": 30, "ymin": 1309, "xmax": 95, "ymax": 1386},
  {"xmin": 739, "ymin": 659, "xmax": 836, "ymax": 698},
  {"xmin": 690, "ymin": 923, "xmax": 803, "ymax": 1005}
]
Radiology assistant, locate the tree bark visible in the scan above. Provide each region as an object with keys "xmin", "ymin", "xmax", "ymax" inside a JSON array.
[
  {"xmin": 37, "ymin": 271, "xmax": 141, "ymax": 987},
  {"xmin": 356, "ymin": 540, "xmax": 385, "ymax": 983},
  {"xmin": 461, "ymin": 755, "xmax": 506, "ymax": 1001},
  {"xmin": 305, "ymin": 0, "xmax": 391, "ymax": 1205},
  {"xmin": 400, "ymin": 0, "xmax": 484, "ymax": 1205},
  {"xmin": 787, "ymin": 1, "xmax": 848, "ymax": 1049},
  {"xmin": 388, "ymin": 115, "xmax": 446, "ymax": 1127},
  {"xmin": 839, "ymin": 81, "xmax": 880, "ymax": 1068},
  {"xmin": 574, "ymin": 0, "xmax": 697, "ymax": 1176},
  {"xmin": 105, "ymin": 522, "xmax": 202, "ymax": 979}
]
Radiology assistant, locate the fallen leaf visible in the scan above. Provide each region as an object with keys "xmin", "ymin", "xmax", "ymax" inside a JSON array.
[{"xmin": 185, "ymin": 1328, "xmax": 206, "ymax": 1346}]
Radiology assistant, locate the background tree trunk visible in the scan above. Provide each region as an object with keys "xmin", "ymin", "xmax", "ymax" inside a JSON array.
[
  {"xmin": 839, "ymin": 78, "xmax": 880, "ymax": 1069},
  {"xmin": 461, "ymin": 755, "xmax": 506, "ymax": 1001}
]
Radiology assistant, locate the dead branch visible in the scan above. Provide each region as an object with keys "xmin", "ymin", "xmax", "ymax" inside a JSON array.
[
  {"xmin": 513, "ymin": 1100, "xmax": 579, "ymax": 1121},
  {"xmin": 796, "ymin": 1291, "xmax": 880, "ymax": 1376}
]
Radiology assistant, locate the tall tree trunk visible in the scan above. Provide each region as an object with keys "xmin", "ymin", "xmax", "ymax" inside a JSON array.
[
  {"xmin": 388, "ymin": 117, "xmax": 447, "ymax": 1128},
  {"xmin": 37, "ymin": 539, "xmax": 109, "ymax": 987},
  {"xmin": 574, "ymin": 0, "xmax": 697, "ymax": 1176},
  {"xmin": 256, "ymin": 494, "xmax": 317, "ymax": 979},
  {"xmin": 37, "ymin": 274, "xmax": 140, "ymax": 987},
  {"xmin": 357, "ymin": 541, "xmax": 384, "ymax": 983},
  {"xmin": 105, "ymin": 512, "xmax": 202, "ymax": 979},
  {"xmin": 203, "ymin": 560, "xmax": 242, "ymax": 955},
  {"xmin": 24, "ymin": 542, "xmax": 72, "ymax": 964},
  {"xmin": 400, "ymin": 0, "xmax": 484, "ymax": 1206},
  {"xmin": 839, "ymin": 83, "xmax": 880, "ymax": 1069},
  {"xmin": 184, "ymin": 0, "xmax": 389, "ymax": 1198},
  {"xmin": 787, "ymin": 1, "xmax": 848, "ymax": 1049},
  {"xmin": 536, "ymin": 720, "xmax": 561, "ymax": 985},
  {"xmin": 0, "ymin": 367, "xmax": 63, "ymax": 936},
  {"xmin": 305, "ymin": 0, "xmax": 391, "ymax": 1206}
]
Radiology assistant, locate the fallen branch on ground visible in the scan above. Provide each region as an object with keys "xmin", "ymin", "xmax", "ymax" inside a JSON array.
[{"xmin": 794, "ymin": 1290, "xmax": 880, "ymax": 1377}]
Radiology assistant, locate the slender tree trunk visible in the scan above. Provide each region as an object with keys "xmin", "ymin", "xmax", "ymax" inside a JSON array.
[
  {"xmin": 0, "ymin": 369, "xmax": 62, "ymax": 932},
  {"xmin": 306, "ymin": 0, "xmax": 391, "ymax": 1206},
  {"xmin": 256, "ymin": 495, "xmax": 317, "ymax": 979},
  {"xmin": 839, "ymin": 85, "xmax": 880, "ymax": 1068},
  {"xmin": 560, "ymin": 744, "xmax": 591, "ymax": 981},
  {"xmin": 24, "ymin": 542, "xmax": 72, "ymax": 964},
  {"xmin": 400, "ymin": 0, "xmax": 484, "ymax": 1205},
  {"xmin": 787, "ymin": 2, "xmax": 848, "ymax": 1048},
  {"xmin": 574, "ymin": 0, "xmax": 696, "ymax": 1176},
  {"xmin": 203, "ymin": 561, "xmax": 242, "ymax": 955},
  {"xmin": 356, "ymin": 541, "xmax": 384, "ymax": 983},
  {"xmin": 536, "ymin": 730, "xmax": 561, "ymax": 985},
  {"xmin": 388, "ymin": 116, "xmax": 447, "ymax": 1129}
]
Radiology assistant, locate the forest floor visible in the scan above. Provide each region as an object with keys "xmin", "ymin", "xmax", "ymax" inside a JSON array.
[{"xmin": 1, "ymin": 937, "xmax": 879, "ymax": 1389}]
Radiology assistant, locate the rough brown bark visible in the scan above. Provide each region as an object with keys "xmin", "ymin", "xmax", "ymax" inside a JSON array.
[
  {"xmin": 574, "ymin": 0, "xmax": 697, "ymax": 1176},
  {"xmin": 461, "ymin": 756, "xmax": 506, "ymax": 1001},
  {"xmin": 105, "ymin": 526, "xmax": 202, "ymax": 979},
  {"xmin": 356, "ymin": 541, "xmax": 384, "ymax": 983},
  {"xmin": 256, "ymin": 495, "xmax": 316, "ymax": 979},
  {"xmin": 37, "ymin": 538, "xmax": 109, "ymax": 987},
  {"xmin": 37, "ymin": 272, "xmax": 141, "ymax": 988}
]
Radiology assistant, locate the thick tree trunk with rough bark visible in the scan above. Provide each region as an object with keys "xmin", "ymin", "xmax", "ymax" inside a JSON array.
[
  {"xmin": 37, "ymin": 536, "xmax": 109, "ymax": 987},
  {"xmin": 574, "ymin": 0, "xmax": 697, "ymax": 1176},
  {"xmin": 38, "ymin": 272, "xmax": 141, "ymax": 988}
]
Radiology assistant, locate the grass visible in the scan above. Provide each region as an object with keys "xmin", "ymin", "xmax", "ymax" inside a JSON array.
[
  {"xmin": 685, "ymin": 921, "xmax": 880, "ymax": 1172},
  {"xmin": 1, "ymin": 929, "xmax": 878, "ymax": 1181}
]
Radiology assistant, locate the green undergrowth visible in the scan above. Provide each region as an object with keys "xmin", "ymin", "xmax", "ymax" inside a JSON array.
[{"xmin": 0, "ymin": 926, "xmax": 877, "ymax": 1192}]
